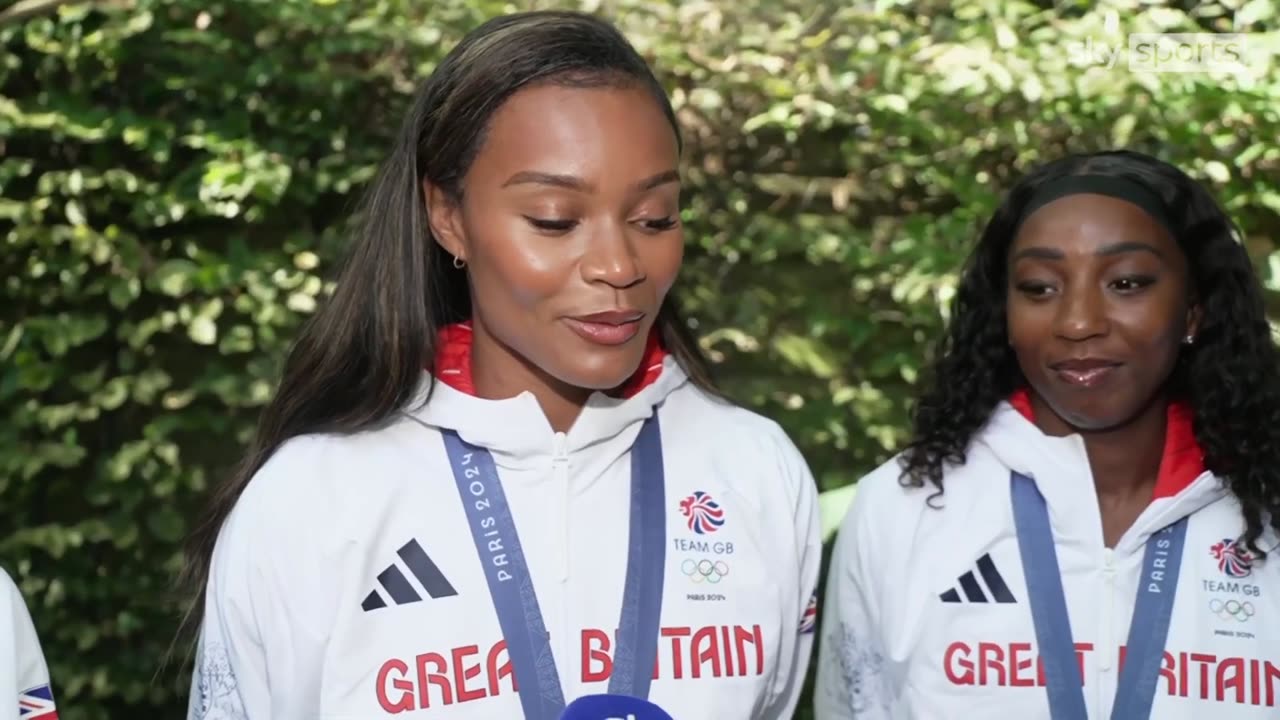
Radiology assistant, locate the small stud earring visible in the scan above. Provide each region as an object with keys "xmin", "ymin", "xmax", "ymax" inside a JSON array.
[
  {"xmin": 453, "ymin": 255, "xmax": 466, "ymax": 269},
  {"xmin": 1182, "ymin": 334, "xmax": 1195, "ymax": 345}
]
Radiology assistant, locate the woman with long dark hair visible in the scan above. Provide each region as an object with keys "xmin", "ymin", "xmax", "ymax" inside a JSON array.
[
  {"xmin": 816, "ymin": 150, "xmax": 1280, "ymax": 719},
  {"xmin": 179, "ymin": 10, "xmax": 820, "ymax": 719}
]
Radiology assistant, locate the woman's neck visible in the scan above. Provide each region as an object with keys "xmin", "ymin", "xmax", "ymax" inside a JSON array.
[
  {"xmin": 468, "ymin": 322, "xmax": 590, "ymax": 434},
  {"xmin": 1032, "ymin": 392, "xmax": 1168, "ymax": 546}
]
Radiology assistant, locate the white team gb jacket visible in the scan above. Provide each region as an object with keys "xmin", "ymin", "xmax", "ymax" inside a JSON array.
[
  {"xmin": 816, "ymin": 392, "xmax": 1280, "ymax": 719},
  {"xmin": 1, "ymin": 568, "xmax": 58, "ymax": 720},
  {"xmin": 188, "ymin": 323, "xmax": 822, "ymax": 719}
]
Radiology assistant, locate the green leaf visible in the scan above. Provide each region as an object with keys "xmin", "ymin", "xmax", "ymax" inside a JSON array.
[
  {"xmin": 151, "ymin": 259, "xmax": 199, "ymax": 297},
  {"xmin": 188, "ymin": 316, "xmax": 218, "ymax": 345},
  {"xmin": 146, "ymin": 507, "xmax": 185, "ymax": 543}
]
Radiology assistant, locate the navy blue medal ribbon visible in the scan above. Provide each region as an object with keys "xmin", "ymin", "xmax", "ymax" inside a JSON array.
[
  {"xmin": 443, "ymin": 415, "xmax": 667, "ymax": 719},
  {"xmin": 1010, "ymin": 471, "xmax": 1187, "ymax": 720}
]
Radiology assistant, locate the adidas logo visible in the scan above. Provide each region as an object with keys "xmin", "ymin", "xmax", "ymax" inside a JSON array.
[
  {"xmin": 939, "ymin": 553, "xmax": 1017, "ymax": 604},
  {"xmin": 362, "ymin": 538, "xmax": 458, "ymax": 611}
]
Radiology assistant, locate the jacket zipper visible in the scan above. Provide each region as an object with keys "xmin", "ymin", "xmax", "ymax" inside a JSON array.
[
  {"xmin": 553, "ymin": 431, "xmax": 570, "ymax": 583},
  {"xmin": 551, "ymin": 431, "xmax": 571, "ymax": 696},
  {"xmin": 1099, "ymin": 547, "xmax": 1117, "ymax": 714}
]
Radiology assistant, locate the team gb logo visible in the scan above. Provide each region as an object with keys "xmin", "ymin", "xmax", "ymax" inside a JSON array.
[
  {"xmin": 1210, "ymin": 538, "xmax": 1254, "ymax": 579},
  {"xmin": 679, "ymin": 491, "xmax": 725, "ymax": 535}
]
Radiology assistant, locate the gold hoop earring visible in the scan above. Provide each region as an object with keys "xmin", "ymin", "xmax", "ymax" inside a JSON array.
[{"xmin": 453, "ymin": 255, "xmax": 466, "ymax": 269}]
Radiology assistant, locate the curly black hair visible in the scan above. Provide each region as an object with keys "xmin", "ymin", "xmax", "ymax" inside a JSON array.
[{"xmin": 898, "ymin": 149, "xmax": 1280, "ymax": 556}]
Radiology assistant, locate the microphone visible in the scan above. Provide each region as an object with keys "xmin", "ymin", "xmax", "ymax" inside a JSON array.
[{"xmin": 559, "ymin": 694, "xmax": 675, "ymax": 720}]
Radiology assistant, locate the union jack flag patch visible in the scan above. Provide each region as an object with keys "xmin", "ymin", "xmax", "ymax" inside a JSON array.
[
  {"xmin": 18, "ymin": 683, "xmax": 58, "ymax": 719},
  {"xmin": 799, "ymin": 592, "xmax": 818, "ymax": 634}
]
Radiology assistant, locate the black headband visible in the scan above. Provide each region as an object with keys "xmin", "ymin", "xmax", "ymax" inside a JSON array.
[{"xmin": 1013, "ymin": 174, "xmax": 1176, "ymax": 238}]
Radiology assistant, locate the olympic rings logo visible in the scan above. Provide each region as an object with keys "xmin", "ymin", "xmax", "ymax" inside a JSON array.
[
  {"xmin": 681, "ymin": 558, "xmax": 729, "ymax": 584},
  {"xmin": 1210, "ymin": 598, "xmax": 1255, "ymax": 622}
]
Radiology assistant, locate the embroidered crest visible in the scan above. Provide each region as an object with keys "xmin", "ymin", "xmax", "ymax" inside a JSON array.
[{"xmin": 192, "ymin": 640, "xmax": 246, "ymax": 720}]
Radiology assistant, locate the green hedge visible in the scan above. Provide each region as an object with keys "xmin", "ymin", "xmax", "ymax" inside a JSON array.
[{"xmin": 2, "ymin": 1, "xmax": 1277, "ymax": 717}]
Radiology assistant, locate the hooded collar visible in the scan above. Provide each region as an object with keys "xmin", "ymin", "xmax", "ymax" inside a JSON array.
[
  {"xmin": 405, "ymin": 321, "xmax": 688, "ymax": 472},
  {"xmin": 981, "ymin": 388, "xmax": 1223, "ymax": 554},
  {"xmin": 431, "ymin": 321, "xmax": 668, "ymax": 400},
  {"xmin": 1006, "ymin": 387, "xmax": 1205, "ymax": 499}
]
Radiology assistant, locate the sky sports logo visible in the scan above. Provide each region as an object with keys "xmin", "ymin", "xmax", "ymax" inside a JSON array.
[{"xmin": 1068, "ymin": 33, "xmax": 1257, "ymax": 74}]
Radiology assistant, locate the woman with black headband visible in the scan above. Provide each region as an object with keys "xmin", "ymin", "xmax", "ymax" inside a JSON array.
[{"xmin": 816, "ymin": 149, "xmax": 1280, "ymax": 719}]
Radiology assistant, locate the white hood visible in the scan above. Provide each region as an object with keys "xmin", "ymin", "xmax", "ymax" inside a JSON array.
[
  {"xmin": 410, "ymin": 321, "xmax": 690, "ymax": 479},
  {"xmin": 976, "ymin": 397, "xmax": 1227, "ymax": 555}
]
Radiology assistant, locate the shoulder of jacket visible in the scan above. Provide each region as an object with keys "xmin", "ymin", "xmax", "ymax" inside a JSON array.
[
  {"xmin": 0, "ymin": 567, "xmax": 38, "ymax": 644},
  {"xmin": 0, "ymin": 566, "xmax": 16, "ymax": 608},
  {"xmin": 227, "ymin": 416, "xmax": 428, "ymax": 534},
  {"xmin": 248, "ymin": 413, "xmax": 428, "ymax": 486},
  {"xmin": 861, "ymin": 439, "xmax": 1014, "ymax": 501},
  {"xmin": 1192, "ymin": 489, "xmax": 1280, "ymax": 554},
  {"xmin": 663, "ymin": 386, "xmax": 793, "ymax": 449},
  {"xmin": 672, "ymin": 390, "xmax": 812, "ymax": 469},
  {"xmin": 662, "ymin": 388, "xmax": 819, "ymax": 512},
  {"xmin": 839, "ymin": 446, "xmax": 1008, "ymax": 552},
  {"xmin": 845, "ymin": 452, "xmax": 922, "ymax": 515}
]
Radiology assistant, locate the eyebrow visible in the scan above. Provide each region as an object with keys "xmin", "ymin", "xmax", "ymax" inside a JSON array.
[
  {"xmin": 1011, "ymin": 241, "xmax": 1165, "ymax": 262},
  {"xmin": 501, "ymin": 169, "xmax": 680, "ymax": 192}
]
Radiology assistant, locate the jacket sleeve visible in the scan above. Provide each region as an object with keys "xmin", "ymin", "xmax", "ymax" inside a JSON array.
[
  {"xmin": 187, "ymin": 440, "xmax": 338, "ymax": 720},
  {"xmin": 762, "ymin": 428, "xmax": 824, "ymax": 719},
  {"xmin": 2, "ymin": 568, "xmax": 59, "ymax": 719},
  {"xmin": 814, "ymin": 476, "xmax": 893, "ymax": 719}
]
